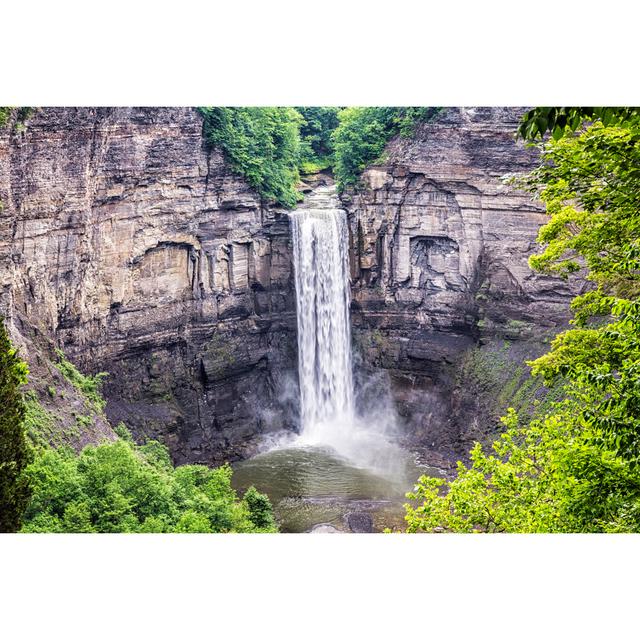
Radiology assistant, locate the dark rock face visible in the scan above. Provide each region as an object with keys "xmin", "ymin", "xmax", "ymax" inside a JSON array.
[
  {"xmin": 0, "ymin": 107, "xmax": 298, "ymax": 463},
  {"xmin": 345, "ymin": 512, "xmax": 374, "ymax": 533},
  {"xmin": 343, "ymin": 108, "xmax": 584, "ymax": 464}
]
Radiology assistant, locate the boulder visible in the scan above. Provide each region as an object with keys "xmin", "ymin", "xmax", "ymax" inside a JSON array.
[
  {"xmin": 308, "ymin": 523, "xmax": 340, "ymax": 533},
  {"xmin": 346, "ymin": 512, "xmax": 374, "ymax": 533}
]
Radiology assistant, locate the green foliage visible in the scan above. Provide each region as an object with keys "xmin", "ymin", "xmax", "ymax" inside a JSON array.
[
  {"xmin": 517, "ymin": 107, "xmax": 639, "ymax": 141},
  {"xmin": 296, "ymin": 107, "xmax": 341, "ymax": 171},
  {"xmin": 299, "ymin": 158, "xmax": 333, "ymax": 175},
  {"xmin": 21, "ymin": 438, "xmax": 278, "ymax": 533},
  {"xmin": 0, "ymin": 318, "xmax": 32, "ymax": 532},
  {"xmin": 200, "ymin": 107, "xmax": 303, "ymax": 208},
  {"xmin": 0, "ymin": 107, "xmax": 11, "ymax": 128},
  {"xmin": 407, "ymin": 109, "xmax": 640, "ymax": 533},
  {"xmin": 21, "ymin": 350, "xmax": 277, "ymax": 533},
  {"xmin": 54, "ymin": 348, "xmax": 108, "ymax": 412},
  {"xmin": 516, "ymin": 122, "xmax": 640, "ymax": 295},
  {"xmin": 331, "ymin": 107, "xmax": 439, "ymax": 190},
  {"xmin": 406, "ymin": 403, "xmax": 640, "ymax": 533},
  {"xmin": 199, "ymin": 106, "xmax": 440, "ymax": 201},
  {"xmin": 114, "ymin": 421, "xmax": 134, "ymax": 442},
  {"xmin": 520, "ymin": 114, "xmax": 640, "ymax": 462},
  {"xmin": 244, "ymin": 485, "xmax": 276, "ymax": 530},
  {"xmin": 0, "ymin": 107, "xmax": 35, "ymax": 131},
  {"xmin": 23, "ymin": 391, "xmax": 59, "ymax": 447}
]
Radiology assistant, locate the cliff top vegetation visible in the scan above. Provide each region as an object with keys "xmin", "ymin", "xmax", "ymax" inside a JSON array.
[{"xmin": 199, "ymin": 106, "xmax": 439, "ymax": 206}]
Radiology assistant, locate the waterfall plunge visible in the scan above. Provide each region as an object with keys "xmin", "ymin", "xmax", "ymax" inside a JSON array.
[
  {"xmin": 290, "ymin": 185, "xmax": 355, "ymax": 437},
  {"xmin": 288, "ymin": 184, "xmax": 402, "ymax": 472}
]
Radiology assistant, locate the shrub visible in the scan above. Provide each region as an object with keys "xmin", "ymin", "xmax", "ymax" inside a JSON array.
[
  {"xmin": 54, "ymin": 348, "xmax": 108, "ymax": 412},
  {"xmin": 21, "ymin": 438, "xmax": 278, "ymax": 533},
  {"xmin": 244, "ymin": 485, "xmax": 276, "ymax": 530}
]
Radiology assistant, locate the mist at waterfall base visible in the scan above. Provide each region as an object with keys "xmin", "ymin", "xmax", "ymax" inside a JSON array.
[{"xmin": 232, "ymin": 184, "xmax": 436, "ymax": 532}]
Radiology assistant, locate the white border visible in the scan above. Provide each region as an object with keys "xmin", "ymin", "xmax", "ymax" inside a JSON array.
[
  {"xmin": 1, "ymin": 1, "xmax": 638, "ymax": 105},
  {"xmin": 2, "ymin": 534, "xmax": 639, "ymax": 638},
  {"xmin": 2, "ymin": 1, "xmax": 639, "ymax": 637}
]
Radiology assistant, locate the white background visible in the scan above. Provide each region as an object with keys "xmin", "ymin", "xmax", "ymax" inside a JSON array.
[{"xmin": 2, "ymin": 1, "xmax": 639, "ymax": 637}]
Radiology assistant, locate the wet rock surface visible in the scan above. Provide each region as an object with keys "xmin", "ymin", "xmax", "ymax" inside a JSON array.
[
  {"xmin": 308, "ymin": 523, "xmax": 341, "ymax": 533},
  {"xmin": 345, "ymin": 512, "xmax": 374, "ymax": 533}
]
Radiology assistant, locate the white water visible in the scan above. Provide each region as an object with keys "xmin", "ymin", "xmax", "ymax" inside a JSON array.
[
  {"xmin": 289, "ymin": 184, "xmax": 354, "ymax": 435},
  {"xmin": 287, "ymin": 184, "xmax": 404, "ymax": 473}
]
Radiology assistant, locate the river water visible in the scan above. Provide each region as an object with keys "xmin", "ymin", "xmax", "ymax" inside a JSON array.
[{"xmin": 232, "ymin": 445, "xmax": 441, "ymax": 532}]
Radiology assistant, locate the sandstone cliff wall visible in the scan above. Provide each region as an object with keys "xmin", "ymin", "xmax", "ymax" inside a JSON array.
[
  {"xmin": 0, "ymin": 108, "xmax": 297, "ymax": 463},
  {"xmin": 343, "ymin": 107, "xmax": 584, "ymax": 463}
]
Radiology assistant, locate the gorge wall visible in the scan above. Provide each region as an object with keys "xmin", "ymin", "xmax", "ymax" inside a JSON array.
[
  {"xmin": 1, "ymin": 107, "xmax": 581, "ymax": 468},
  {"xmin": 0, "ymin": 108, "xmax": 297, "ymax": 464},
  {"xmin": 343, "ymin": 107, "xmax": 582, "ymax": 465}
]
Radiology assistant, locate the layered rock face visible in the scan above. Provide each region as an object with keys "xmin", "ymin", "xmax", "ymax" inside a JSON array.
[
  {"xmin": 0, "ymin": 108, "xmax": 297, "ymax": 463},
  {"xmin": 343, "ymin": 108, "xmax": 582, "ymax": 463},
  {"xmin": 1, "ymin": 106, "xmax": 583, "ymax": 469}
]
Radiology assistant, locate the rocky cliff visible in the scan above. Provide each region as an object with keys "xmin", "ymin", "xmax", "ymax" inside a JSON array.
[
  {"xmin": 342, "ymin": 107, "xmax": 583, "ymax": 464},
  {"xmin": 1, "ymin": 106, "xmax": 582, "ymax": 469},
  {"xmin": 0, "ymin": 108, "xmax": 297, "ymax": 463}
]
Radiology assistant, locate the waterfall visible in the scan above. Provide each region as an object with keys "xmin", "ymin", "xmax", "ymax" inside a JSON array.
[
  {"xmin": 286, "ymin": 181, "xmax": 404, "ymax": 476},
  {"xmin": 289, "ymin": 184, "xmax": 355, "ymax": 440}
]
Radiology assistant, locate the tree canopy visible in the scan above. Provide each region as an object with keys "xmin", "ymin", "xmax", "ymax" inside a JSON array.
[
  {"xmin": 22, "ymin": 434, "xmax": 277, "ymax": 533},
  {"xmin": 331, "ymin": 107, "xmax": 439, "ymax": 190},
  {"xmin": 517, "ymin": 107, "xmax": 640, "ymax": 141},
  {"xmin": 200, "ymin": 107, "xmax": 304, "ymax": 208},
  {"xmin": 296, "ymin": 106, "xmax": 341, "ymax": 173},
  {"xmin": 199, "ymin": 107, "xmax": 440, "ymax": 203}
]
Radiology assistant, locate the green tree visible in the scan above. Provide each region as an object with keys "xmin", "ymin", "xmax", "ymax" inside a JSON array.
[
  {"xmin": 297, "ymin": 107, "xmax": 340, "ymax": 156},
  {"xmin": 517, "ymin": 106, "xmax": 639, "ymax": 141},
  {"xmin": 0, "ymin": 318, "xmax": 32, "ymax": 532},
  {"xmin": 295, "ymin": 107, "xmax": 341, "ymax": 172},
  {"xmin": 199, "ymin": 107, "xmax": 440, "ymax": 199},
  {"xmin": 174, "ymin": 510, "xmax": 213, "ymax": 533},
  {"xmin": 406, "ymin": 399, "xmax": 640, "ymax": 533},
  {"xmin": 243, "ymin": 485, "xmax": 276, "ymax": 530},
  {"xmin": 21, "ymin": 438, "xmax": 278, "ymax": 533},
  {"xmin": 520, "ymin": 115, "xmax": 640, "ymax": 463}
]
